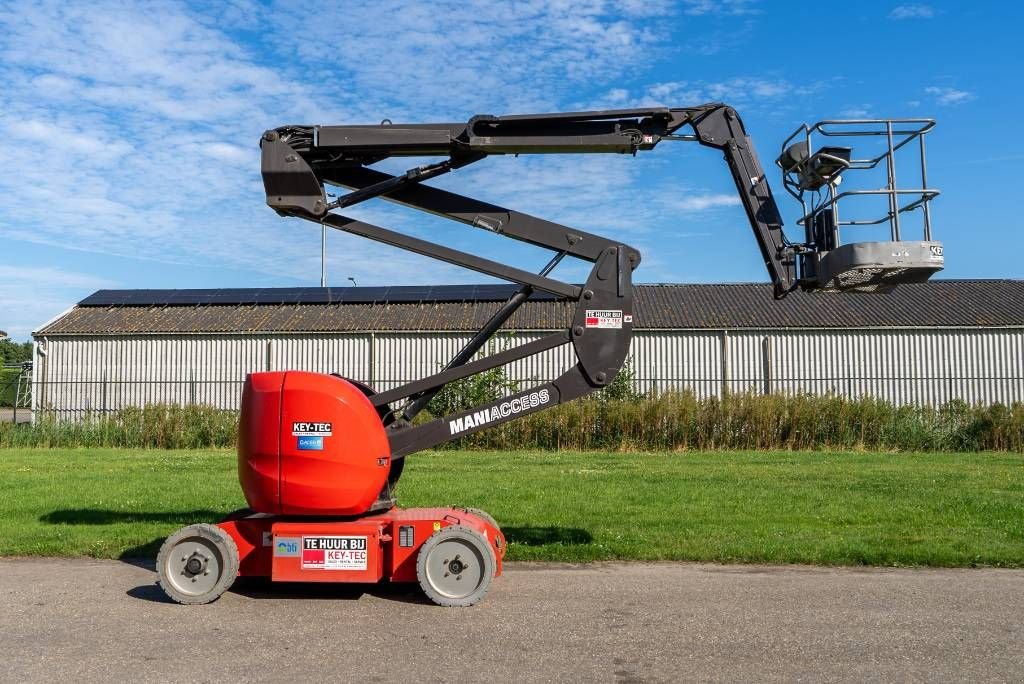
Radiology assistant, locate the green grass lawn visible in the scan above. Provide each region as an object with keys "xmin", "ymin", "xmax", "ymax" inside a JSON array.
[{"xmin": 1, "ymin": 448, "xmax": 1022, "ymax": 566}]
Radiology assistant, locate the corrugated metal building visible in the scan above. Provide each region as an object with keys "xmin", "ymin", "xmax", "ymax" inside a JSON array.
[{"xmin": 31, "ymin": 280, "xmax": 1024, "ymax": 417}]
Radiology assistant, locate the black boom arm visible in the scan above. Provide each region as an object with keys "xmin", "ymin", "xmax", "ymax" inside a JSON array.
[{"xmin": 260, "ymin": 103, "xmax": 797, "ymax": 456}]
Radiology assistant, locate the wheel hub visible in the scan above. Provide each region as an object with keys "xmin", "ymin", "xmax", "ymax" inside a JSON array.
[
  {"xmin": 447, "ymin": 556, "xmax": 466, "ymax": 575},
  {"xmin": 162, "ymin": 539, "xmax": 224, "ymax": 597},
  {"xmin": 184, "ymin": 554, "xmax": 207, "ymax": 576}
]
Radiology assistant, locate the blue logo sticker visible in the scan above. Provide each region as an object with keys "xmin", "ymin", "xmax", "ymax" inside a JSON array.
[
  {"xmin": 297, "ymin": 435, "xmax": 324, "ymax": 450},
  {"xmin": 274, "ymin": 538, "xmax": 300, "ymax": 557}
]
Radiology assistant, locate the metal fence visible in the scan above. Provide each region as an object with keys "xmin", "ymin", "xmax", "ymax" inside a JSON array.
[
  {"xmin": 28, "ymin": 328, "xmax": 1024, "ymax": 419},
  {"xmin": 0, "ymin": 363, "xmax": 32, "ymax": 423}
]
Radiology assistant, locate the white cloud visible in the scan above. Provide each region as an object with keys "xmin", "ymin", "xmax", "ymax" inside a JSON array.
[
  {"xmin": 925, "ymin": 86, "xmax": 975, "ymax": 106},
  {"xmin": 889, "ymin": 4, "xmax": 935, "ymax": 19},
  {"xmin": 0, "ymin": 266, "xmax": 116, "ymax": 340},
  {"xmin": 683, "ymin": 0, "xmax": 760, "ymax": 15},
  {"xmin": 280, "ymin": 1, "xmax": 672, "ymax": 118},
  {"xmin": 671, "ymin": 194, "xmax": 742, "ymax": 212},
  {"xmin": 840, "ymin": 105, "xmax": 873, "ymax": 118},
  {"xmin": 7, "ymin": 118, "xmax": 133, "ymax": 158},
  {"xmin": 197, "ymin": 142, "xmax": 252, "ymax": 164},
  {"xmin": 613, "ymin": 77, "xmax": 817, "ymax": 109},
  {"xmin": 0, "ymin": 266, "xmax": 114, "ymax": 291}
]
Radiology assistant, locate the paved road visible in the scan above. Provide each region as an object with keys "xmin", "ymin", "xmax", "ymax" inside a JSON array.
[{"xmin": 1, "ymin": 559, "xmax": 1021, "ymax": 682}]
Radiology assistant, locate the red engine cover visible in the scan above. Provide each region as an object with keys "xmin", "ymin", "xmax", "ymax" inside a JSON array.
[{"xmin": 238, "ymin": 371, "xmax": 391, "ymax": 516}]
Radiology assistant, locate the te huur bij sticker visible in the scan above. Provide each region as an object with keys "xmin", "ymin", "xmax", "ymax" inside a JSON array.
[
  {"xmin": 301, "ymin": 536, "xmax": 369, "ymax": 570},
  {"xmin": 585, "ymin": 309, "xmax": 624, "ymax": 329}
]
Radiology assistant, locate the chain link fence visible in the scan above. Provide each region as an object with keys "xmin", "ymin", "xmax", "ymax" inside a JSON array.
[{"xmin": 19, "ymin": 370, "xmax": 1024, "ymax": 423}]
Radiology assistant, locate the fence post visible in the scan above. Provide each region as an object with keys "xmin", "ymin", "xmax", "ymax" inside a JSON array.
[
  {"xmin": 761, "ymin": 336, "xmax": 772, "ymax": 395},
  {"xmin": 368, "ymin": 332, "xmax": 376, "ymax": 388},
  {"xmin": 720, "ymin": 330, "xmax": 730, "ymax": 397}
]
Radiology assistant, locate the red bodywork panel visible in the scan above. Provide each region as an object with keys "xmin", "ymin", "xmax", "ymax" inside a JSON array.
[
  {"xmin": 219, "ymin": 507, "xmax": 505, "ymax": 584},
  {"xmin": 237, "ymin": 373, "xmax": 284, "ymax": 514},
  {"xmin": 232, "ymin": 371, "xmax": 504, "ymax": 588},
  {"xmin": 238, "ymin": 371, "xmax": 391, "ymax": 516}
]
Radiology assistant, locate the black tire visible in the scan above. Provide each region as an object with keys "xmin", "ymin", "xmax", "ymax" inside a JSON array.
[
  {"xmin": 416, "ymin": 525, "xmax": 495, "ymax": 607},
  {"xmin": 156, "ymin": 523, "xmax": 239, "ymax": 605},
  {"xmin": 456, "ymin": 506, "xmax": 499, "ymax": 530}
]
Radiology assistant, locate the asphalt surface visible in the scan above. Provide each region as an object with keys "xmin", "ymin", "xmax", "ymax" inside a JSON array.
[{"xmin": 1, "ymin": 559, "xmax": 1021, "ymax": 682}]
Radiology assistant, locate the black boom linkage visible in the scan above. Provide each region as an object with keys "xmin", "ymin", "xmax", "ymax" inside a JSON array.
[{"xmin": 260, "ymin": 103, "xmax": 796, "ymax": 457}]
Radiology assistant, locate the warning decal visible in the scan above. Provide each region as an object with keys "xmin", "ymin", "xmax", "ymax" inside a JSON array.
[
  {"xmin": 585, "ymin": 309, "xmax": 623, "ymax": 329},
  {"xmin": 301, "ymin": 536, "xmax": 368, "ymax": 570}
]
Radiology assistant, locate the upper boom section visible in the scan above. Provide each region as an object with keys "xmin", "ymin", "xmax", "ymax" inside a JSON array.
[
  {"xmin": 262, "ymin": 103, "xmax": 797, "ymax": 294},
  {"xmin": 278, "ymin": 107, "xmax": 686, "ymax": 161}
]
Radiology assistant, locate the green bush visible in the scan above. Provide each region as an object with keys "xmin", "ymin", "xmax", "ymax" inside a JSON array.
[
  {"xmin": 3, "ymin": 393, "xmax": 1023, "ymax": 452},
  {"xmin": 0, "ymin": 368, "xmax": 21, "ymax": 407},
  {"xmin": 427, "ymin": 366, "xmax": 519, "ymax": 416},
  {"xmin": 0, "ymin": 339, "xmax": 31, "ymax": 365}
]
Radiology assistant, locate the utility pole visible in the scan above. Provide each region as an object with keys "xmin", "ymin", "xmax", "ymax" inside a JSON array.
[{"xmin": 320, "ymin": 223, "xmax": 327, "ymax": 287}]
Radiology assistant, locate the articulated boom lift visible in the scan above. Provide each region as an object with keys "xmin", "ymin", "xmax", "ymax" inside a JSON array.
[{"xmin": 157, "ymin": 104, "xmax": 943, "ymax": 605}]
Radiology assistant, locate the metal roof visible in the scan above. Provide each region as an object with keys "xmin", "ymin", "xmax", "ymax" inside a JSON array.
[{"xmin": 35, "ymin": 280, "xmax": 1024, "ymax": 336}]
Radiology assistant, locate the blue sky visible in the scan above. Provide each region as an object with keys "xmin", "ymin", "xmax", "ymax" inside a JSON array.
[{"xmin": 1, "ymin": 0, "xmax": 1021, "ymax": 340}]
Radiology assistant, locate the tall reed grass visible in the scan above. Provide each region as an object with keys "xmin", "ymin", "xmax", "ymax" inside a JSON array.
[
  {"xmin": 433, "ymin": 392, "xmax": 1024, "ymax": 452},
  {"xmin": 0, "ymin": 404, "xmax": 237, "ymax": 449},
  {"xmin": 2, "ymin": 393, "xmax": 1022, "ymax": 451}
]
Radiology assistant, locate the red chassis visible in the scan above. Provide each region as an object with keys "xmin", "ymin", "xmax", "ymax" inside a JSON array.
[
  {"xmin": 156, "ymin": 372, "xmax": 504, "ymax": 606},
  {"xmin": 220, "ymin": 506, "xmax": 504, "ymax": 590}
]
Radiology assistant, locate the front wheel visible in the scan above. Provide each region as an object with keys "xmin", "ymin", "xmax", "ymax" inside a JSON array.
[
  {"xmin": 455, "ymin": 506, "xmax": 499, "ymax": 530},
  {"xmin": 416, "ymin": 525, "xmax": 495, "ymax": 607},
  {"xmin": 156, "ymin": 523, "xmax": 239, "ymax": 605}
]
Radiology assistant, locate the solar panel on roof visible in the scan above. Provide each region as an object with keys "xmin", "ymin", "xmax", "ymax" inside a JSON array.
[{"xmin": 77, "ymin": 284, "xmax": 570, "ymax": 308}]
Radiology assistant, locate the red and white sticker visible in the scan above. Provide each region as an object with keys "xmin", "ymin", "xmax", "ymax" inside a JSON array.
[
  {"xmin": 585, "ymin": 309, "xmax": 623, "ymax": 329},
  {"xmin": 301, "ymin": 536, "xmax": 368, "ymax": 570}
]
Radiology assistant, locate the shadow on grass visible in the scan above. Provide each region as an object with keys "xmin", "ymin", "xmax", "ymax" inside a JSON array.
[
  {"xmin": 39, "ymin": 509, "xmax": 229, "ymax": 567},
  {"xmin": 503, "ymin": 526, "xmax": 593, "ymax": 546},
  {"xmin": 39, "ymin": 509, "xmax": 226, "ymax": 526}
]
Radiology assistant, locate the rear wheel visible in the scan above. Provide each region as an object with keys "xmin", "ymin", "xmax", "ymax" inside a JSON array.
[
  {"xmin": 156, "ymin": 523, "xmax": 239, "ymax": 605},
  {"xmin": 416, "ymin": 525, "xmax": 495, "ymax": 607}
]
